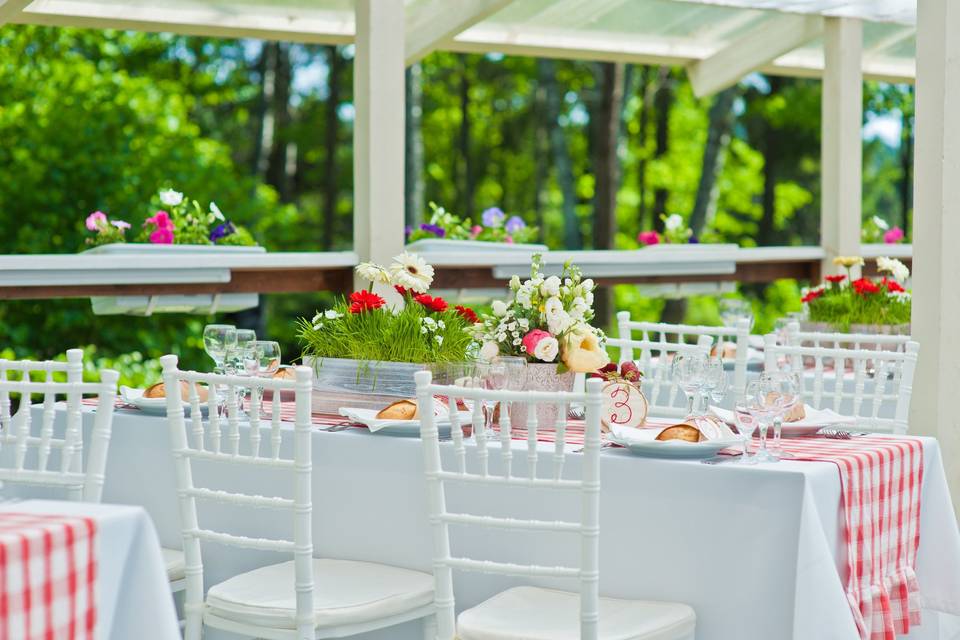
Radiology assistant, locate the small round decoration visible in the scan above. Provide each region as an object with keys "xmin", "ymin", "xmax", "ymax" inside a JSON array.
[{"xmin": 600, "ymin": 381, "xmax": 648, "ymax": 430}]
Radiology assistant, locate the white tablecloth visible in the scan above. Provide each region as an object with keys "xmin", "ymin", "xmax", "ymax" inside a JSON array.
[
  {"xmin": 20, "ymin": 406, "xmax": 960, "ymax": 640},
  {"xmin": 0, "ymin": 500, "xmax": 180, "ymax": 640}
]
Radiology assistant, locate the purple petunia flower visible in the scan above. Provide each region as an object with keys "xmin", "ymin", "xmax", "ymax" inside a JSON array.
[
  {"xmin": 689, "ymin": 235, "xmax": 699, "ymax": 244},
  {"xmin": 481, "ymin": 207, "xmax": 505, "ymax": 228},
  {"xmin": 210, "ymin": 221, "xmax": 236, "ymax": 242},
  {"xmin": 505, "ymin": 216, "xmax": 526, "ymax": 233},
  {"xmin": 405, "ymin": 225, "xmax": 413, "ymax": 239},
  {"xmin": 420, "ymin": 223, "xmax": 445, "ymax": 238}
]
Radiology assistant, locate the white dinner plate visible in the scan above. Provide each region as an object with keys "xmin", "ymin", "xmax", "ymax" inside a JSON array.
[
  {"xmin": 120, "ymin": 386, "xmax": 208, "ymax": 417},
  {"xmin": 709, "ymin": 405, "xmax": 855, "ymax": 437},
  {"xmin": 338, "ymin": 407, "xmax": 460, "ymax": 437},
  {"xmin": 607, "ymin": 426, "xmax": 740, "ymax": 459}
]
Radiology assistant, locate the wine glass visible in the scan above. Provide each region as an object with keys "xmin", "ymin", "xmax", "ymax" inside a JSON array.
[
  {"xmin": 228, "ymin": 329, "xmax": 257, "ymax": 374},
  {"xmin": 759, "ymin": 370, "xmax": 801, "ymax": 460},
  {"xmin": 249, "ymin": 341, "xmax": 281, "ymax": 410},
  {"xmin": 672, "ymin": 354, "xmax": 706, "ymax": 417},
  {"xmin": 476, "ymin": 359, "xmax": 507, "ymax": 442},
  {"xmin": 745, "ymin": 379, "xmax": 778, "ymax": 463},
  {"xmin": 701, "ymin": 356, "xmax": 725, "ymax": 415},
  {"xmin": 203, "ymin": 324, "xmax": 236, "ymax": 374},
  {"xmin": 719, "ymin": 298, "xmax": 755, "ymax": 332},
  {"xmin": 733, "ymin": 395, "xmax": 758, "ymax": 465}
]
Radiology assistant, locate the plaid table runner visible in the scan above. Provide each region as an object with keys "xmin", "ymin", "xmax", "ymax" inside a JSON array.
[
  {"xmin": 767, "ymin": 435, "xmax": 924, "ymax": 640},
  {"xmin": 0, "ymin": 512, "xmax": 97, "ymax": 640}
]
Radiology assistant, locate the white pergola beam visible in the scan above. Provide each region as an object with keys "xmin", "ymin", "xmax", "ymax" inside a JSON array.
[
  {"xmin": 14, "ymin": 0, "xmax": 353, "ymax": 44},
  {"xmin": 354, "ymin": 0, "xmax": 406, "ymax": 295},
  {"xmin": 820, "ymin": 17, "xmax": 863, "ymax": 278},
  {"xmin": 405, "ymin": 0, "xmax": 516, "ymax": 65},
  {"xmin": 0, "ymin": 0, "xmax": 31, "ymax": 25},
  {"xmin": 911, "ymin": 0, "xmax": 960, "ymax": 514},
  {"xmin": 687, "ymin": 12, "xmax": 824, "ymax": 97}
]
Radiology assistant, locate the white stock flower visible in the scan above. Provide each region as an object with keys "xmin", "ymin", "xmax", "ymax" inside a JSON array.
[
  {"xmin": 491, "ymin": 300, "xmax": 508, "ymax": 316},
  {"xmin": 479, "ymin": 341, "xmax": 500, "ymax": 361},
  {"xmin": 390, "ymin": 252, "xmax": 434, "ymax": 292},
  {"xmin": 509, "ymin": 275, "xmax": 521, "ymax": 291},
  {"xmin": 664, "ymin": 214, "xmax": 684, "ymax": 231},
  {"xmin": 533, "ymin": 335, "xmax": 559, "ymax": 363},
  {"xmin": 581, "ymin": 278, "xmax": 595, "ymax": 291},
  {"xmin": 876, "ymin": 256, "xmax": 909, "ymax": 282},
  {"xmin": 515, "ymin": 286, "xmax": 533, "ymax": 309},
  {"xmin": 209, "ymin": 201, "xmax": 225, "ymax": 221},
  {"xmin": 355, "ymin": 262, "xmax": 391, "ymax": 285},
  {"xmin": 541, "ymin": 275, "xmax": 562, "ymax": 297},
  {"xmin": 159, "ymin": 189, "xmax": 183, "ymax": 207}
]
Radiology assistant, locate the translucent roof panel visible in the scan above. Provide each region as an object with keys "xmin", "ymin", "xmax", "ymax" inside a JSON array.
[{"xmin": 13, "ymin": 0, "xmax": 916, "ymax": 81}]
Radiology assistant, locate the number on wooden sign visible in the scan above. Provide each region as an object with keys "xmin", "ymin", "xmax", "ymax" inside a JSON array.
[{"xmin": 600, "ymin": 381, "xmax": 648, "ymax": 430}]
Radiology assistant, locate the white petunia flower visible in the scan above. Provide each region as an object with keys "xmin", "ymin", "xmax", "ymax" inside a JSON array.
[
  {"xmin": 872, "ymin": 216, "xmax": 889, "ymax": 231},
  {"xmin": 533, "ymin": 336, "xmax": 559, "ymax": 362},
  {"xmin": 210, "ymin": 201, "xmax": 225, "ymax": 221},
  {"xmin": 356, "ymin": 262, "xmax": 392, "ymax": 286},
  {"xmin": 159, "ymin": 189, "xmax": 183, "ymax": 207},
  {"xmin": 389, "ymin": 252, "xmax": 434, "ymax": 293},
  {"xmin": 664, "ymin": 214, "xmax": 684, "ymax": 231},
  {"xmin": 492, "ymin": 300, "xmax": 508, "ymax": 316}
]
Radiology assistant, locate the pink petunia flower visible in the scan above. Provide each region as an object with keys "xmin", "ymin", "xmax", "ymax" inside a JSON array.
[
  {"xmin": 638, "ymin": 230, "xmax": 660, "ymax": 246},
  {"xmin": 85, "ymin": 211, "xmax": 107, "ymax": 231},
  {"xmin": 470, "ymin": 225, "xmax": 483, "ymax": 239},
  {"xmin": 149, "ymin": 227, "xmax": 174, "ymax": 244},
  {"xmin": 145, "ymin": 210, "xmax": 173, "ymax": 230},
  {"xmin": 111, "ymin": 220, "xmax": 131, "ymax": 230},
  {"xmin": 884, "ymin": 227, "xmax": 905, "ymax": 244}
]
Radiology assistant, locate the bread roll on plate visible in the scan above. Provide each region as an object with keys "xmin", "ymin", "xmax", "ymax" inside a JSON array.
[{"xmin": 144, "ymin": 381, "xmax": 208, "ymax": 403}]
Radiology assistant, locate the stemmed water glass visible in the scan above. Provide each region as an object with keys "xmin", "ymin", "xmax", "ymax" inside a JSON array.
[
  {"xmin": 759, "ymin": 370, "xmax": 801, "ymax": 460},
  {"xmin": 203, "ymin": 324, "xmax": 237, "ymax": 374},
  {"xmin": 701, "ymin": 356, "xmax": 725, "ymax": 414},
  {"xmin": 733, "ymin": 395, "xmax": 758, "ymax": 465},
  {"xmin": 248, "ymin": 340, "xmax": 281, "ymax": 411},
  {"xmin": 476, "ymin": 359, "xmax": 508, "ymax": 439},
  {"xmin": 672, "ymin": 354, "xmax": 706, "ymax": 417},
  {"xmin": 745, "ymin": 379, "xmax": 778, "ymax": 463},
  {"xmin": 719, "ymin": 298, "xmax": 755, "ymax": 331},
  {"xmin": 228, "ymin": 329, "xmax": 257, "ymax": 373}
]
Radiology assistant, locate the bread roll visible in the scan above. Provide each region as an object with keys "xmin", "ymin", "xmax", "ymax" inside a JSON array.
[
  {"xmin": 375, "ymin": 400, "xmax": 419, "ymax": 420},
  {"xmin": 272, "ymin": 367, "xmax": 295, "ymax": 380},
  {"xmin": 784, "ymin": 402, "xmax": 806, "ymax": 423},
  {"xmin": 656, "ymin": 424, "xmax": 702, "ymax": 443},
  {"xmin": 144, "ymin": 381, "xmax": 208, "ymax": 402}
]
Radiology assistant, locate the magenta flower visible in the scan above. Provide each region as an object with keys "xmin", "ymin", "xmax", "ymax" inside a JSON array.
[
  {"xmin": 145, "ymin": 210, "xmax": 173, "ymax": 230},
  {"xmin": 85, "ymin": 211, "xmax": 107, "ymax": 231},
  {"xmin": 884, "ymin": 227, "xmax": 905, "ymax": 244},
  {"xmin": 638, "ymin": 230, "xmax": 660, "ymax": 246},
  {"xmin": 470, "ymin": 225, "xmax": 482, "ymax": 238},
  {"xmin": 111, "ymin": 220, "xmax": 131, "ymax": 230},
  {"xmin": 149, "ymin": 227, "xmax": 174, "ymax": 244}
]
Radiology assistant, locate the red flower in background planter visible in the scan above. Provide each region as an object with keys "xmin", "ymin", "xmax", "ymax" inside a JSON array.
[
  {"xmin": 825, "ymin": 274, "xmax": 846, "ymax": 284},
  {"xmin": 801, "ymin": 288, "xmax": 824, "ymax": 304},
  {"xmin": 414, "ymin": 294, "xmax": 448, "ymax": 313},
  {"xmin": 348, "ymin": 290, "xmax": 386, "ymax": 314},
  {"xmin": 852, "ymin": 278, "xmax": 880, "ymax": 296},
  {"xmin": 454, "ymin": 305, "xmax": 479, "ymax": 323},
  {"xmin": 883, "ymin": 278, "xmax": 905, "ymax": 293}
]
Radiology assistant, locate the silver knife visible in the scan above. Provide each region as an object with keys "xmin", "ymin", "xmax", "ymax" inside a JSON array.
[{"xmin": 700, "ymin": 453, "xmax": 741, "ymax": 465}]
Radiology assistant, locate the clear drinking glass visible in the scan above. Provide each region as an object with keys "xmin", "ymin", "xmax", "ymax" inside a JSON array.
[
  {"xmin": 250, "ymin": 340, "xmax": 281, "ymax": 409},
  {"xmin": 701, "ymin": 356, "xmax": 725, "ymax": 414},
  {"xmin": 476, "ymin": 360, "xmax": 507, "ymax": 439},
  {"xmin": 719, "ymin": 298, "xmax": 755, "ymax": 331},
  {"xmin": 759, "ymin": 370, "xmax": 801, "ymax": 460},
  {"xmin": 672, "ymin": 354, "xmax": 706, "ymax": 417},
  {"xmin": 203, "ymin": 324, "xmax": 236, "ymax": 374},
  {"xmin": 746, "ymin": 379, "xmax": 778, "ymax": 463},
  {"xmin": 229, "ymin": 329, "xmax": 257, "ymax": 373},
  {"xmin": 733, "ymin": 397, "xmax": 758, "ymax": 465}
]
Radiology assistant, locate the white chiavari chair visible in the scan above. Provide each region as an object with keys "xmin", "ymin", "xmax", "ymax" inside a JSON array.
[
  {"xmin": 784, "ymin": 320, "xmax": 912, "ymax": 351},
  {"xmin": 613, "ymin": 311, "xmax": 752, "ymax": 396},
  {"xmin": 0, "ymin": 349, "xmax": 117, "ymax": 503},
  {"xmin": 605, "ymin": 319, "xmax": 714, "ymax": 418},
  {"xmin": 414, "ymin": 370, "xmax": 696, "ymax": 640},
  {"xmin": 161, "ymin": 355, "xmax": 435, "ymax": 640},
  {"xmin": 763, "ymin": 334, "xmax": 920, "ymax": 434}
]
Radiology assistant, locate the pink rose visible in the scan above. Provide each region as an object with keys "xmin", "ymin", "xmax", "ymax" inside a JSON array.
[
  {"xmin": 85, "ymin": 211, "xmax": 107, "ymax": 231},
  {"xmin": 638, "ymin": 230, "xmax": 660, "ymax": 246},
  {"xmin": 884, "ymin": 227, "xmax": 905, "ymax": 244},
  {"xmin": 149, "ymin": 227, "xmax": 174, "ymax": 244},
  {"xmin": 145, "ymin": 210, "xmax": 173, "ymax": 230},
  {"xmin": 522, "ymin": 329, "xmax": 559, "ymax": 362}
]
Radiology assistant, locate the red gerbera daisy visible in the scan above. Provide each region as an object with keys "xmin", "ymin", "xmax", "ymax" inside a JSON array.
[
  {"xmin": 394, "ymin": 285, "xmax": 409, "ymax": 297},
  {"xmin": 414, "ymin": 294, "xmax": 448, "ymax": 313},
  {"xmin": 801, "ymin": 288, "xmax": 824, "ymax": 304},
  {"xmin": 348, "ymin": 290, "xmax": 386, "ymax": 314},
  {"xmin": 883, "ymin": 278, "xmax": 905, "ymax": 293},
  {"xmin": 825, "ymin": 274, "xmax": 846, "ymax": 284},
  {"xmin": 851, "ymin": 278, "xmax": 880, "ymax": 296},
  {"xmin": 454, "ymin": 305, "xmax": 479, "ymax": 323}
]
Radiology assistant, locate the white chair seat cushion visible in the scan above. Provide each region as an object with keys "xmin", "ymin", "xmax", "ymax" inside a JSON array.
[
  {"xmin": 161, "ymin": 547, "xmax": 185, "ymax": 582},
  {"xmin": 457, "ymin": 586, "xmax": 695, "ymax": 640},
  {"xmin": 205, "ymin": 558, "xmax": 434, "ymax": 630}
]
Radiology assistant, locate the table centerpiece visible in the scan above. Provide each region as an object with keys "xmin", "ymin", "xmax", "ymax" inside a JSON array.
[
  {"xmin": 800, "ymin": 255, "xmax": 911, "ymax": 335},
  {"xmin": 297, "ymin": 252, "xmax": 480, "ymax": 414}
]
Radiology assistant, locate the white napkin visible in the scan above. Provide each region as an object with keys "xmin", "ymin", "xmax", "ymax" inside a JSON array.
[{"xmin": 339, "ymin": 400, "xmax": 466, "ymax": 433}]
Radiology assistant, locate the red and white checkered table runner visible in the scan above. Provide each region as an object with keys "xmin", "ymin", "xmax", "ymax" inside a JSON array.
[
  {"xmin": 770, "ymin": 435, "xmax": 924, "ymax": 640},
  {"xmin": 0, "ymin": 512, "xmax": 97, "ymax": 640}
]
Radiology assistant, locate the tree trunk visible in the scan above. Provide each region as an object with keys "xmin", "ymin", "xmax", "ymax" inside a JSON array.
[
  {"xmin": 757, "ymin": 78, "xmax": 782, "ymax": 245},
  {"xmin": 689, "ymin": 87, "xmax": 738, "ymax": 237},
  {"xmin": 533, "ymin": 79, "xmax": 548, "ymax": 242},
  {"xmin": 636, "ymin": 65, "xmax": 651, "ymax": 229},
  {"xmin": 899, "ymin": 85, "xmax": 914, "ymax": 232},
  {"xmin": 458, "ymin": 54, "xmax": 474, "ymax": 218},
  {"xmin": 323, "ymin": 45, "xmax": 341, "ymax": 250},
  {"xmin": 540, "ymin": 58, "xmax": 581, "ymax": 249},
  {"xmin": 252, "ymin": 43, "xmax": 277, "ymax": 178},
  {"xmin": 405, "ymin": 62, "xmax": 425, "ymax": 228},
  {"xmin": 592, "ymin": 62, "xmax": 626, "ymax": 329},
  {"xmin": 266, "ymin": 42, "xmax": 292, "ymax": 200},
  {"xmin": 652, "ymin": 67, "xmax": 673, "ymax": 231}
]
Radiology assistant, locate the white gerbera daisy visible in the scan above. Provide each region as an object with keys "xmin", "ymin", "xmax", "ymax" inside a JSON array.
[
  {"xmin": 389, "ymin": 252, "xmax": 434, "ymax": 293},
  {"xmin": 159, "ymin": 189, "xmax": 184, "ymax": 207},
  {"xmin": 355, "ymin": 262, "xmax": 392, "ymax": 285},
  {"xmin": 876, "ymin": 256, "xmax": 910, "ymax": 282}
]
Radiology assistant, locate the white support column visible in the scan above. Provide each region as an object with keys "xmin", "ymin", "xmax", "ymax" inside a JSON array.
[
  {"xmin": 0, "ymin": 0, "xmax": 32, "ymax": 25},
  {"xmin": 820, "ymin": 17, "xmax": 863, "ymax": 279},
  {"xmin": 354, "ymin": 0, "xmax": 406, "ymax": 294},
  {"xmin": 911, "ymin": 0, "xmax": 960, "ymax": 514}
]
